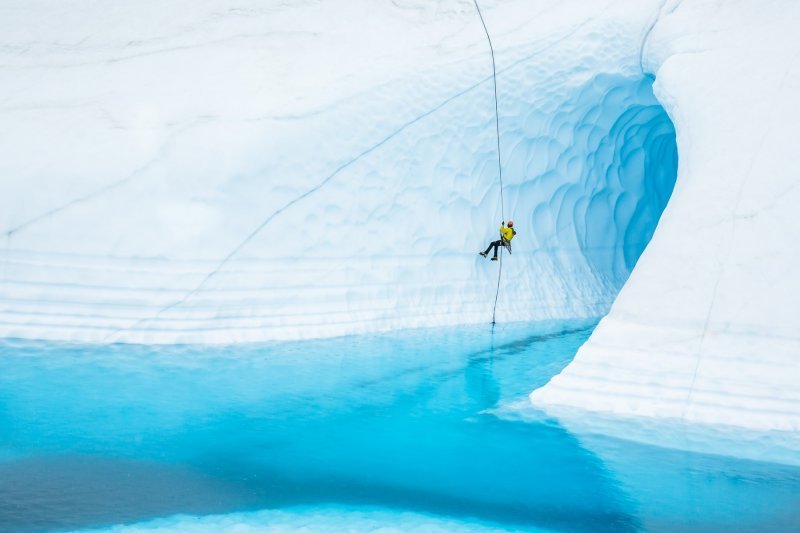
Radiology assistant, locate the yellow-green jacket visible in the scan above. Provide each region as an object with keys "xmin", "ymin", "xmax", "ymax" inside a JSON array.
[{"xmin": 499, "ymin": 225, "xmax": 516, "ymax": 243}]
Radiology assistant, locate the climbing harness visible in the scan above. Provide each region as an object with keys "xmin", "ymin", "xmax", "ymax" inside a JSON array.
[{"xmin": 473, "ymin": 0, "xmax": 505, "ymax": 326}]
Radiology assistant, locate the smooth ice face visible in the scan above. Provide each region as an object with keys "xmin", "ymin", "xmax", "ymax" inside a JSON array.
[{"xmin": 0, "ymin": 1, "xmax": 675, "ymax": 343}]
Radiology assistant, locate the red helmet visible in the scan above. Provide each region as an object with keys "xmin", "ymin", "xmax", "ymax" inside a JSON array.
[{"xmin": 507, "ymin": 220, "xmax": 513, "ymax": 227}]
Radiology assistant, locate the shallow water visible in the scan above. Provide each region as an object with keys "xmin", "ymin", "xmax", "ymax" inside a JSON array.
[{"xmin": 0, "ymin": 321, "xmax": 798, "ymax": 532}]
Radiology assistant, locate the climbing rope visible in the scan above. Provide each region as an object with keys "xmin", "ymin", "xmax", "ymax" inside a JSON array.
[
  {"xmin": 472, "ymin": 0, "xmax": 505, "ymax": 326},
  {"xmin": 492, "ymin": 248, "xmax": 503, "ymax": 326}
]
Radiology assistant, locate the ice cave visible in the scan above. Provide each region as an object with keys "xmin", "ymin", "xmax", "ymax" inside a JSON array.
[{"xmin": 1, "ymin": 0, "xmax": 798, "ymax": 531}]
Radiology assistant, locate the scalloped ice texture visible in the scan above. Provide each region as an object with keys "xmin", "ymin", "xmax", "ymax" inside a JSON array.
[
  {"xmin": 531, "ymin": 0, "xmax": 800, "ymax": 435},
  {"xmin": 0, "ymin": 0, "xmax": 675, "ymax": 343}
]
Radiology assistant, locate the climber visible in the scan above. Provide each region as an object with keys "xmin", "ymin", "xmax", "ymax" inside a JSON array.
[{"xmin": 480, "ymin": 221, "xmax": 516, "ymax": 261}]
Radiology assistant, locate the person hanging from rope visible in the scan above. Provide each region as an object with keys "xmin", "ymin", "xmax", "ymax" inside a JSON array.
[{"xmin": 480, "ymin": 221, "xmax": 515, "ymax": 261}]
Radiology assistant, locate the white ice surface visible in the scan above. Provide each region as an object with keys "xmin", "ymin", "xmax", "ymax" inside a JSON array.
[
  {"xmin": 81, "ymin": 505, "xmax": 542, "ymax": 533},
  {"xmin": 0, "ymin": 0, "xmax": 670, "ymax": 343},
  {"xmin": 531, "ymin": 0, "xmax": 800, "ymax": 434}
]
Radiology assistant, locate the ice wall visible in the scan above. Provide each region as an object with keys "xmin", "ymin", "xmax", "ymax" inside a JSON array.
[
  {"xmin": 532, "ymin": 0, "xmax": 800, "ymax": 433},
  {"xmin": 0, "ymin": 0, "xmax": 674, "ymax": 343}
]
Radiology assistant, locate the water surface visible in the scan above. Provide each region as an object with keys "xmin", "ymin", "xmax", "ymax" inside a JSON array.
[{"xmin": 0, "ymin": 321, "xmax": 797, "ymax": 532}]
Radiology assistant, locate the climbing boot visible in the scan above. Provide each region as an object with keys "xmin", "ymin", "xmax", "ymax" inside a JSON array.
[
  {"xmin": 491, "ymin": 257, "xmax": 498, "ymax": 261},
  {"xmin": 480, "ymin": 252, "xmax": 488, "ymax": 258}
]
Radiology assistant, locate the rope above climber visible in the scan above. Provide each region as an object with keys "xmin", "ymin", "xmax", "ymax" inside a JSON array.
[
  {"xmin": 472, "ymin": 0, "xmax": 507, "ymax": 326},
  {"xmin": 480, "ymin": 221, "xmax": 516, "ymax": 261}
]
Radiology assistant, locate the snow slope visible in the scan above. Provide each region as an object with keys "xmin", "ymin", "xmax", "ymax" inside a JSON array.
[
  {"xmin": 1, "ymin": 0, "xmax": 674, "ymax": 343},
  {"xmin": 531, "ymin": 0, "xmax": 800, "ymax": 433}
]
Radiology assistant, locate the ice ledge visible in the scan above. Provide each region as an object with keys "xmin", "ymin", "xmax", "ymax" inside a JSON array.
[
  {"xmin": 502, "ymin": 398, "xmax": 800, "ymax": 467},
  {"xmin": 531, "ymin": 315, "xmax": 800, "ymax": 433}
]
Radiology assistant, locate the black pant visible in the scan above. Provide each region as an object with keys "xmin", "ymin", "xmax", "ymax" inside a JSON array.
[{"xmin": 484, "ymin": 240, "xmax": 504, "ymax": 258}]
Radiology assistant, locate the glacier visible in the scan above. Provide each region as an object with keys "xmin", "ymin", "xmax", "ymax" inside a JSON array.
[
  {"xmin": 530, "ymin": 0, "xmax": 800, "ymax": 436},
  {"xmin": 1, "ymin": 0, "xmax": 676, "ymax": 343},
  {"xmin": 0, "ymin": 0, "xmax": 797, "ymax": 445}
]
